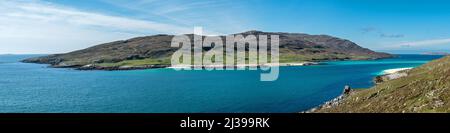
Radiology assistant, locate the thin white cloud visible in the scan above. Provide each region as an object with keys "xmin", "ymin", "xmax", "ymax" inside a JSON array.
[
  {"xmin": 0, "ymin": 0, "xmax": 199, "ymax": 54},
  {"xmin": 98, "ymin": 0, "xmax": 246, "ymax": 34},
  {"xmin": 394, "ymin": 38, "xmax": 450, "ymax": 48},
  {"xmin": 153, "ymin": 0, "xmax": 229, "ymax": 15},
  {"xmin": 0, "ymin": 0, "xmax": 250, "ymax": 54},
  {"xmin": 6, "ymin": 1, "xmax": 192, "ymax": 34}
]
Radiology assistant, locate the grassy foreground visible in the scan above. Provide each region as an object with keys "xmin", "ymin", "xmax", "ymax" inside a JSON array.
[{"xmin": 314, "ymin": 55, "xmax": 450, "ymax": 113}]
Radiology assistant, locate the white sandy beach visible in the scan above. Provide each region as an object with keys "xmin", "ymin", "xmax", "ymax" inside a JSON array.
[
  {"xmin": 382, "ymin": 67, "xmax": 413, "ymax": 75},
  {"xmin": 168, "ymin": 62, "xmax": 319, "ymax": 69}
]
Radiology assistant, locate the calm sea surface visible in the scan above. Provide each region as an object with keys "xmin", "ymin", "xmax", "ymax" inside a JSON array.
[{"xmin": 0, "ymin": 54, "xmax": 443, "ymax": 112}]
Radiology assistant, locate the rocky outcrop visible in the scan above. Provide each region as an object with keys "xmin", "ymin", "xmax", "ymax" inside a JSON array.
[
  {"xmin": 76, "ymin": 64, "xmax": 170, "ymax": 71},
  {"xmin": 304, "ymin": 85, "xmax": 354, "ymax": 113},
  {"xmin": 374, "ymin": 69, "xmax": 410, "ymax": 84}
]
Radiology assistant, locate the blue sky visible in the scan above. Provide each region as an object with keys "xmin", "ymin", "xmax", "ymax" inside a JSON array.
[{"xmin": 1, "ymin": 0, "xmax": 450, "ymax": 54}]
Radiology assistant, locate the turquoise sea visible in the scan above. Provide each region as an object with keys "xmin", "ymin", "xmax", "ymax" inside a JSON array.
[{"xmin": 0, "ymin": 54, "xmax": 443, "ymax": 113}]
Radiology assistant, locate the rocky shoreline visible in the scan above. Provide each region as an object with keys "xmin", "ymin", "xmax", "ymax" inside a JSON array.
[
  {"xmin": 304, "ymin": 68, "xmax": 412, "ymax": 113},
  {"xmin": 75, "ymin": 64, "xmax": 170, "ymax": 71},
  {"xmin": 303, "ymin": 86, "xmax": 354, "ymax": 113}
]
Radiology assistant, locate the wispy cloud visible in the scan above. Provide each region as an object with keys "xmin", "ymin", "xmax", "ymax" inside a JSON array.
[
  {"xmin": 360, "ymin": 27, "xmax": 376, "ymax": 34},
  {"xmin": 396, "ymin": 38, "xmax": 450, "ymax": 47},
  {"xmin": 380, "ymin": 33, "xmax": 404, "ymax": 38},
  {"xmin": 3, "ymin": 1, "xmax": 192, "ymax": 34},
  {"xmin": 98, "ymin": 0, "xmax": 247, "ymax": 34},
  {"xmin": 151, "ymin": 0, "xmax": 229, "ymax": 15},
  {"xmin": 0, "ymin": 0, "xmax": 215, "ymax": 54},
  {"xmin": 360, "ymin": 27, "xmax": 405, "ymax": 38},
  {"xmin": 382, "ymin": 38, "xmax": 450, "ymax": 49}
]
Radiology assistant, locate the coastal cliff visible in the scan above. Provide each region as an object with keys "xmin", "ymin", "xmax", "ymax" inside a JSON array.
[
  {"xmin": 22, "ymin": 31, "xmax": 392, "ymax": 70},
  {"xmin": 312, "ymin": 55, "xmax": 450, "ymax": 113}
]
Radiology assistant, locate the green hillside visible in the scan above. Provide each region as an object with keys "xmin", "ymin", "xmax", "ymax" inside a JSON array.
[{"xmin": 315, "ymin": 55, "xmax": 450, "ymax": 113}]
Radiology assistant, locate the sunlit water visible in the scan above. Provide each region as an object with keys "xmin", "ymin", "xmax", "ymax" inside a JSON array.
[{"xmin": 0, "ymin": 54, "xmax": 443, "ymax": 112}]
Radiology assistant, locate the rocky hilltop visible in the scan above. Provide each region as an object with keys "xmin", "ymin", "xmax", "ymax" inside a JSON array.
[
  {"xmin": 313, "ymin": 55, "xmax": 450, "ymax": 113},
  {"xmin": 22, "ymin": 31, "xmax": 392, "ymax": 70}
]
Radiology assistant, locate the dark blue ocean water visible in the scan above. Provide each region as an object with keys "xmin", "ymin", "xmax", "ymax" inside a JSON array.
[{"xmin": 0, "ymin": 54, "xmax": 443, "ymax": 113}]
